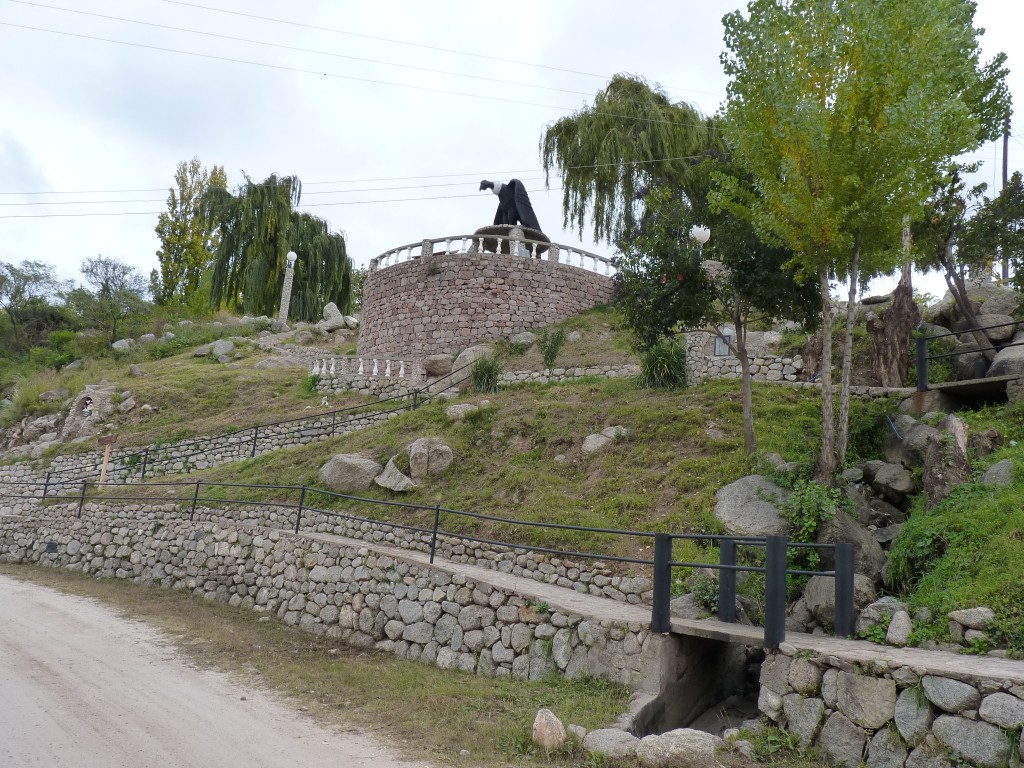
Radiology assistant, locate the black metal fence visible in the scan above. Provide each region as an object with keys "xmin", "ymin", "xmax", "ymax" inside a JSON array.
[
  {"xmin": 916, "ymin": 319, "xmax": 1023, "ymax": 391},
  {"xmin": 35, "ymin": 363, "xmax": 476, "ymax": 487},
  {"xmin": 3, "ymin": 477, "xmax": 856, "ymax": 649}
]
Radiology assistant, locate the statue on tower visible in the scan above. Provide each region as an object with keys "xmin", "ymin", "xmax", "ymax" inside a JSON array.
[{"xmin": 479, "ymin": 179, "xmax": 542, "ymax": 233}]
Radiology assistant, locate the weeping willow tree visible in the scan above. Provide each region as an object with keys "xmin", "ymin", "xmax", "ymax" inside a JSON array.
[
  {"xmin": 206, "ymin": 173, "xmax": 352, "ymax": 320},
  {"xmin": 540, "ymin": 74, "xmax": 718, "ymax": 246}
]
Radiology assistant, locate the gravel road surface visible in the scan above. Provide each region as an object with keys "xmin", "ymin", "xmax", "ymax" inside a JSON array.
[{"xmin": 0, "ymin": 573, "xmax": 431, "ymax": 768}]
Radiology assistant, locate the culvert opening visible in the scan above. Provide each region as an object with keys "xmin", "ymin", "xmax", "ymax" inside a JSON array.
[{"xmin": 630, "ymin": 636, "xmax": 764, "ymax": 738}]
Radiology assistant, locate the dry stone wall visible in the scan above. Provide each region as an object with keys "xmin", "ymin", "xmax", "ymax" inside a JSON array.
[
  {"xmin": 758, "ymin": 646, "xmax": 1024, "ymax": 768},
  {"xmin": 358, "ymin": 253, "xmax": 617, "ymax": 358},
  {"xmin": 0, "ymin": 509, "xmax": 662, "ymax": 688},
  {"xmin": 684, "ymin": 331, "xmax": 805, "ymax": 386}
]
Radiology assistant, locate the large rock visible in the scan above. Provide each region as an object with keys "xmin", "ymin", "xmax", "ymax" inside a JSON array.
[
  {"xmin": 423, "ymin": 354, "xmax": 454, "ymax": 377},
  {"xmin": 782, "ymin": 694, "xmax": 825, "ymax": 747},
  {"xmin": 634, "ymin": 729, "xmax": 721, "ymax": 768},
  {"xmin": 885, "ymin": 610, "xmax": 913, "ymax": 646},
  {"xmin": 922, "ymin": 675, "xmax": 981, "ymax": 713},
  {"xmin": 871, "ymin": 462, "xmax": 915, "ymax": 505},
  {"xmin": 58, "ymin": 385, "xmax": 116, "ymax": 442},
  {"xmin": 922, "ymin": 414, "xmax": 970, "ymax": 509},
  {"xmin": 713, "ymin": 475, "xmax": 789, "ymax": 537},
  {"xmin": 987, "ymin": 335, "xmax": 1024, "ymax": 377},
  {"xmin": 895, "ymin": 687, "xmax": 934, "ymax": 747},
  {"xmin": 975, "ymin": 313, "xmax": 1019, "ymax": 342},
  {"xmin": 452, "ymin": 345, "xmax": 495, "ymax": 390},
  {"xmin": 532, "ymin": 709, "xmax": 566, "ymax": 751},
  {"xmin": 979, "ymin": 692, "xmax": 1024, "ymax": 729},
  {"xmin": 982, "ymin": 459, "xmax": 1014, "ymax": 488},
  {"xmin": 583, "ymin": 729, "xmax": 639, "ymax": 759},
  {"xmin": 111, "ymin": 339, "xmax": 133, "ymax": 351},
  {"xmin": 408, "ymin": 437, "xmax": 454, "ymax": 479},
  {"xmin": 374, "ymin": 456, "xmax": 416, "ymax": 492},
  {"xmin": 211, "ymin": 338, "xmax": 234, "ymax": 357},
  {"xmin": 979, "ymin": 290, "xmax": 1021, "ymax": 316},
  {"xmin": 856, "ymin": 597, "xmax": 909, "ymax": 635},
  {"xmin": 816, "ymin": 712, "xmax": 867, "ymax": 768},
  {"xmin": 867, "ymin": 725, "xmax": 909, "ymax": 768},
  {"xmin": 320, "ymin": 302, "xmax": 347, "ymax": 331},
  {"xmin": 815, "ymin": 509, "xmax": 887, "ymax": 583},
  {"xmin": 947, "ymin": 607, "xmax": 994, "ymax": 630},
  {"xmin": 837, "ymin": 672, "xmax": 897, "ymax": 729},
  {"xmin": 932, "ymin": 715, "xmax": 1009, "ymax": 768},
  {"xmin": 318, "ymin": 454, "xmax": 383, "ymax": 492},
  {"xmin": 803, "ymin": 573, "xmax": 876, "ymax": 625}
]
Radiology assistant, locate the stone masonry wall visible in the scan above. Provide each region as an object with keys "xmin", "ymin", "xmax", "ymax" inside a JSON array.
[
  {"xmin": 684, "ymin": 331, "xmax": 805, "ymax": 386},
  {"xmin": 0, "ymin": 510, "xmax": 662, "ymax": 689},
  {"xmin": 358, "ymin": 253, "xmax": 617, "ymax": 358},
  {"xmin": 758, "ymin": 645, "xmax": 1024, "ymax": 768}
]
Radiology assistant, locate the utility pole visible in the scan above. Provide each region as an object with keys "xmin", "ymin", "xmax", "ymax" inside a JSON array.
[{"xmin": 1002, "ymin": 118, "xmax": 1010, "ymax": 281}]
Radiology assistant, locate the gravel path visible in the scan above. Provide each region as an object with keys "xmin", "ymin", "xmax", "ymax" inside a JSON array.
[{"xmin": 0, "ymin": 574, "xmax": 431, "ymax": 768}]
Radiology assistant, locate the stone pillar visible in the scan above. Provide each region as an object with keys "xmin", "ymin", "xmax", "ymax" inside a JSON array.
[{"xmin": 278, "ymin": 264, "xmax": 296, "ymax": 324}]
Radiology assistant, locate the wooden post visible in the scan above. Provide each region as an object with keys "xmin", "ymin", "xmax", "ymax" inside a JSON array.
[{"xmin": 98, "ymin": 434, "xmax": 118, "ymax": 486}]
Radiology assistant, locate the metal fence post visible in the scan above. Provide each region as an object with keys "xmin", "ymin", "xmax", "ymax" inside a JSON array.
[
  {"xmin": 43, "ymin": 472, "xmax": 51, "ymax": 499},
  {"xmin": 763, "ymin": 536, "xmax": 788, "ymax": 649},
  {"xmin": 916, "ymin": 335, "xmax": 928, "ymax": 392},
  {"xmin": 718, "ymin": 537, "xmax": 737, "ymax": 623},
  {"xmin": 77, "ymin": 481, "xmax": 88, "ymax": 518},
  {"xmin": 412, "ymin": 390, "xmax": 419, "ymax": 410},
  {"xmin": 651, "ymin": 533, "xmax": 672, "ymax": 634},
  {"xmin": 331, "ymin": 411, "xmax": 336, "ymax": 437},
  {"xmin": 251, "ymin": 426, "xmax": 259, "ymax": 457},
  {"xmin": 295, "ymin": 486, "xmax": 306, "ymax": 534},
  {"xmin": 429, "ymin": 503, "xmax": 441, "ymax": 563},
  {"xmin": 190, "ymin": 480, "xmax": 201, "ymax": 520},
  {"xmin": 140, "ymin": 448, "xmax": 149, "ymax": 481},
  {"xmin": 834, "ymin": 542, "xmax": 855, "ymax": 638}
]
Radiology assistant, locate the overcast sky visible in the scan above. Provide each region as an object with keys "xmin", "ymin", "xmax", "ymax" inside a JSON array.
[{"xmin": 2, "ymin": 0, "xmax": 1022, "ymax": 301}]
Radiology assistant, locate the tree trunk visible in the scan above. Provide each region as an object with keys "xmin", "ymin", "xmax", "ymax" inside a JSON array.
[
  {"xmin": 867, "ymin": 261, "xmax": 920, "ymax": 387},
  {"xmin": 836, "ymin": 236, "xmax": 861, "ymax": 467},
  {"xmin": 813, "ymin": 269, "xmax": 837, "ymax": 484},
  {"xmin": 942, "ymin": 239, "xmax": 995, "ymax": 364},
  {"xmin": 733, "ymin": 310, "xmax": 757, "ymax": 454}
]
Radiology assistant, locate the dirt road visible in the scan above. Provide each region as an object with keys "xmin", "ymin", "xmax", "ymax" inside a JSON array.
[{"xmin": 0, "ymin": 574, "xmax": 430, "ymax": 768}]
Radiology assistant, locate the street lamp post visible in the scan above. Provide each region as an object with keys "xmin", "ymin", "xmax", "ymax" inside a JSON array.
[{"xmin": 278, "ymin": 251, "xmax": 298, "ymax": 324}]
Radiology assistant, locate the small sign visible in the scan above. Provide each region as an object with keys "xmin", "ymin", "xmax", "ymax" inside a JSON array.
[{"xmin": 98, "ymin": 434, "xmax": 118, "ymax": 446}]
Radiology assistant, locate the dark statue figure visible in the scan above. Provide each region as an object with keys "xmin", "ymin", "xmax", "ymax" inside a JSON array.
[{"xmin": 479, "ymin": 179, "xmax": 542, "ymax": 232}]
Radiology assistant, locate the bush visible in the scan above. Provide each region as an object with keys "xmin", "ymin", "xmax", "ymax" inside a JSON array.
[
  {"xmin": 471, "ymin": 354, "xmax": 502, "ymax": 393},
  {"xmin": 537, "ymin": 328, "xmax": 566, "ymax": 371},
  {"xmin": 638, "ymin": 339, "xmax": 686, "ymax": 389}
]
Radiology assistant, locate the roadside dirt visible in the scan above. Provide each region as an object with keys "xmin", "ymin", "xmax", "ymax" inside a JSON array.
[{"xmin": 0, "ymin": 573, "xmax": 430, "ymax": 768}]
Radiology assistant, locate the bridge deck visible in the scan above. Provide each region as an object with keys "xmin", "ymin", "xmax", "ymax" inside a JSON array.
[
  {"xmin": 307, "ymin": 531, "xmax": 1024, "ymax": 685},
  {"xmin": 927, "ymin": 373, "xmax": 1020, "ymax": 402}
]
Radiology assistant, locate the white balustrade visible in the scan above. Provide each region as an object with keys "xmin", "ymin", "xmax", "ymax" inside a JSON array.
[
  {"xmin": 372, "ymin": 359, "xmax": 378, "ymax": 376},
  {"xmin": 357, "ymin": 358, "xmax": 364, "ymax": 375},
  {"xmin": 329, "ymin": 358, "xmax": 336, "ymax": 375},
  {"xmin": 399, "ymin": 360, "xmax": 405, "ymax": 376},
  {"xmin": 385, "ymin": 360, "xmax": 392, "ymax": 377}
]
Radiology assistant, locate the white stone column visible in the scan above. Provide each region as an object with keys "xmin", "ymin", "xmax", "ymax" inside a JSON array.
[{"xmin": 278, "ymin": 252, "xmax": 297, "ymax": 324}]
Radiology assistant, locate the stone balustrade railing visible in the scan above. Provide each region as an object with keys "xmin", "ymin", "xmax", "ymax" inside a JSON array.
[
  {"xmin": 369, "ymin": 234, "xmax": 616, "ymax": 278},
  {"xmin": 307, "ymin": 355, "xmax": 421, "ymax": 380}
]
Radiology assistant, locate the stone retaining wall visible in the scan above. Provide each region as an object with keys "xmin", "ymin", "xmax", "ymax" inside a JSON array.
[
  {"xmin": 0, "ymin": 510, "xmax": 661, "ymax": 688},
  {"xmin": 758, "ymin": 645, "xmax": 1024, "ymax": 767},
  {"xmin": 684, "ymin": 331, "xmax": 805, "ymax": 386},
  {"xmin": 358, "ymin": 252, "xmax": 617, "ymax": 358}
]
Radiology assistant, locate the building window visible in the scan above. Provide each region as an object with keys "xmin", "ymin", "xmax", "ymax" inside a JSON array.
[{"xmin": 714, "ymin": 330, "xmax": 733, "ymax": 356}]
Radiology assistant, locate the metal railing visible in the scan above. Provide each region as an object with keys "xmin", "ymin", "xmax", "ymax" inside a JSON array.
[
  {"xmin": 4, "ymin": 476, "xmax": 856, "ymax": 649},
  {"xmin": 23, "ymin": 363, "xmax": 475, "ymax": 488},
  {"xmin": 369, "ymin": 234, "xmax": 617, "ymax": 278},
  {"xmin": 916, "ymin": 319, "xmax": 1024, "ymax": 391}
]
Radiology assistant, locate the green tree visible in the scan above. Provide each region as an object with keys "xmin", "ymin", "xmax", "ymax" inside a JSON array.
[
  {"xmin": 619, "ymin": 158, "xmax": 819, "ymax": 453},
  {"xmin": 540, "ymin": 74, "xmax": 715, "ymax": 246},
  {"xmin": 152, "ymin": 157, "xmax": 227, "ymax": 305},
  {"xmin": 718, "ymin": 0, "xmax": 1010, "ymax": 481},
  {"xmin": 973, "ymin": 171, "xmax": 1024, "ymax": 293},
  {"xmin": 0, "ymin": 260, "xmax": 68, "ymax": 350},
  {"xmin": 206, "ymin": 173, "xmax": 352, "ymax": 320},
  {"xmin": 66, "ymin": 255, "xmax": 150, "ymax": 343}
]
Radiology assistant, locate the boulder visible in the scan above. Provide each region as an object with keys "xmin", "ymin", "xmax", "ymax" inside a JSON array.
[
  {"xmin": 211, "ymin": 339, "xmax": 234, "ymax": 357},
  {"xmin": 713, "ymin": 475, "xmax": 789, "ymax": 537},
  {"xmin": 532, "ymin": 709, "xmax": 566, "ymax": 751},
  {"xmin": 816, "ymin": 712, "xmax": 867, "ymax": 768},
  {"xmin": 193, "ymin": 344, "xmax": 211, "ymax": 357},
  {"xmin": 128, "ymin": 364, "xmax": 144, "ymax": 378},
  {"xmin": 408, "ymin": 437, "xmax": 454, "ymax": 479},
  {"xmin": 837, "ymin": 672, "xmax": 897, "ymax": 729},
  {"xmin": 977, "ymin": 313, "xmax": 1018, "ymax": 342},
  {"xmin": 138, "ymin": 333, "xmax": 156, "ymax": 343},
  {"xmin": 951, "ymin": 342, "xmax": 989, "ymax": 380},
  {"xmin": 321, "ymin": 302, "xmax": 347, "ymax": 331},
  {"xmin": 117, "ymin": 397, "xmax": 137, "ymax": 415},
  {"xmin": 58, "ymin": 385, "xmax": 116, "ymax": 442},
  {"xmin": 979, "ymin": 290, "xmax": 1020, "ymax": 316},
  {"xmin": 452, "ymin": 345, "xmax": 495, "ymax": 391},
  {"xmin": 981, "ymin": 459, "xmax": 1014, "ymax": 488},
  {"xmin": 947, "ymin": 607, "xmax": 994, "ymax": 630},
  {"xmin": 987, "ymin": 336, "xmax": 1024, "ymax": 377},
  {"xmin": 669, "ymin": 593, "xmax": 711, "ymax": 620},
  {"xmin": 343, "ymin": 316, "xmax": 359, "ymax": 329},
  {"xmin": 318, "ymin": 454, "xmax": 383, "ymax": 492},
  {"xmin": 634, "ymin": 729, "xmax": 721, "ymax": 768},
  {"xmin": 423, "ymin": 354, "xmax": 454, "ymax": 377},
  {"xmin": 445, "ymin": 402, "xmax": 487, "ymax": 421},
  {"xmin": 815, "ymin": 509, "xmax": 887, "ymax": 583},
  {"xmin": 922, "ymin": 414, "xmax": 970, "ymax": 509},
  {"xmin": 870, "ymin": 462, "xmax": 915, "ymax": 505},
  {"xmin": 374, "ymin": 456, "xmax": 416, "ymax": 492},
  {"xmin": 932, "ymin": 715, "xmax": 1008, "ymax": 768},
  {"xmin": 583, "ymin": 729, "xmax": 639, "ymax": 759},
  {"xmin": 856, "ymin": 597, "xmax": 909, "ymax": 635},
  {"xmin": 885, "ymin": 610, "xmax": 913, "ymax": 646},
  {"xmin": 803, "ymin": 573, "xmax": 876, "ymax": 625},
  {"xmin": 922, "ymin": 676, "xmax": 981, "ymax": 713},
  {"xmin": 581, "ymin": 433, "xmax": 612, "ymax": 454},
  {"xmin": 510, "ymin": 331, "xmax": 537, "ymax": 349},
  {"xmin": 782, "ymin": 694, "xmax": 825, "ymax": 747},
  {"xmin": 111, "ymin": 339, "xmax": 133, "ymax": 351},
  {"xmin": 895, "ymin": 686, "xmax": 934, "ymax": 747},
  {"xmin": 867, "ymin": 724, "xmax": 908, "ymax": 768}
]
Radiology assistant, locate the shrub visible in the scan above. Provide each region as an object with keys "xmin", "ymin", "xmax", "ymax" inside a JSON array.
[
  {"xmin": 302, "ymin": 374, "xmax": 321, "ymax": 394},
  {"xmin": 638, "ymin": 339, "xmax": 686, "ymax": 389},
  {"xmin": 471, "ymin": 354, "xmax": 502, "ymax": 393},
  {"xmin": 537, "ymin": 328, "xmax": 566, "ymax": 371}
]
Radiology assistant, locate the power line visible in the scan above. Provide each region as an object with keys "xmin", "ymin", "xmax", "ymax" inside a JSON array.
[
  {"xmin": 8, "ymin": 1, "xmax": 596, "ymax": 99},
  {"xmin": 144, "ymin": 0, "xmax": 727, "ymax": 100},
  {"xmin": 0, "ymin": 156, "xmax": 707, "ymax": 196},
  {"xmin": 0, "ymin": 22, "xmax": 719, "ymax": 131}
]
